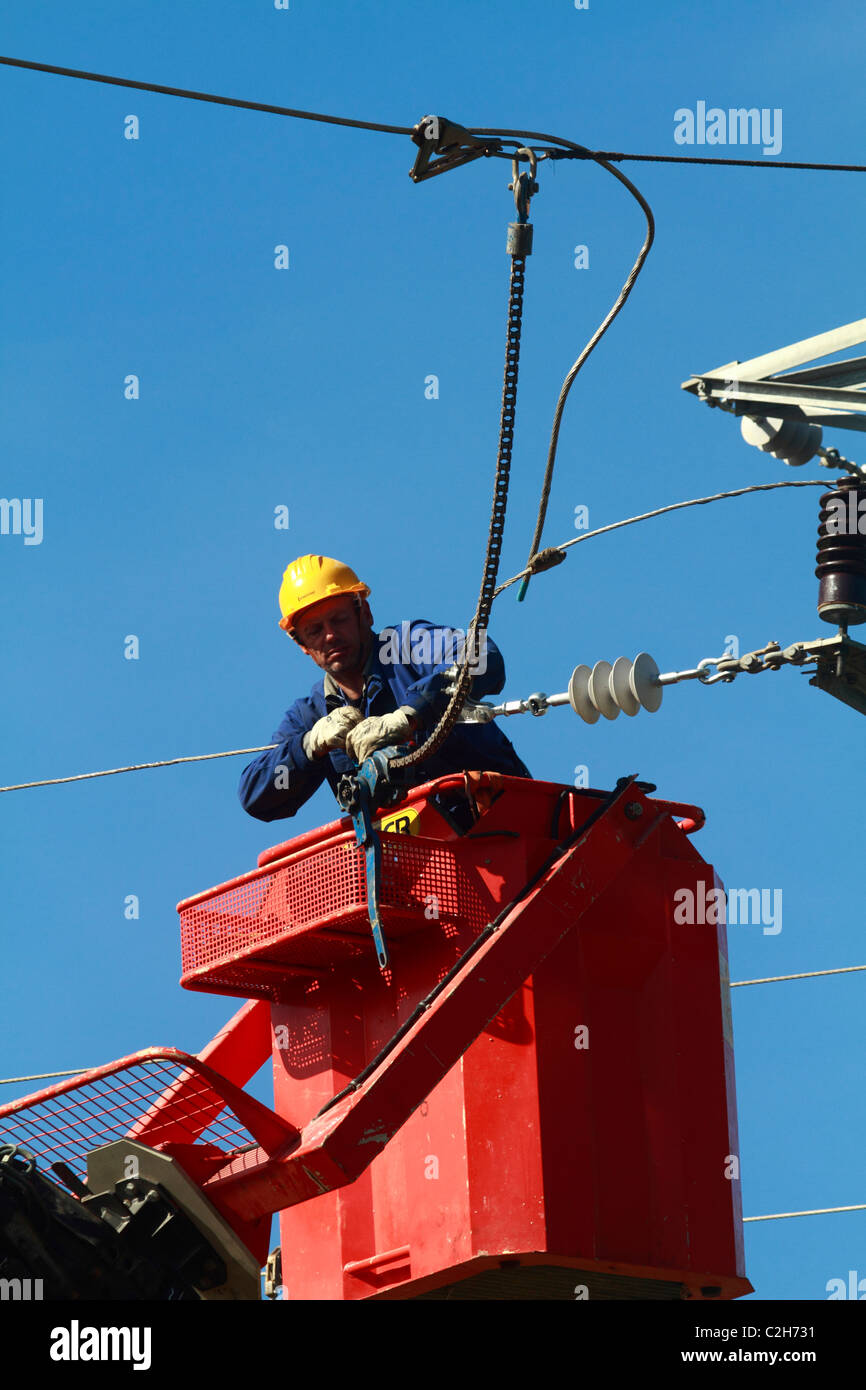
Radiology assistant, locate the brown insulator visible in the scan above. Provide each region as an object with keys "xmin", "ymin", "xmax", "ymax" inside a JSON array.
[{"xmin": 816, "ymin": 478, "xmax": 866, "ymax": 625}]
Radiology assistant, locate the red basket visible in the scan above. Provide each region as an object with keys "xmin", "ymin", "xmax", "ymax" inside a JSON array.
[
  {"xmin": 178, "ymin": 828, "xmax": 511, "ymax": 999},
  {"xmin": 176, "ymin": 775, "xmax": 702, "ymax": 1004},
  {"xmin": 177, "ymin": 775, "xmax": 579, "ymax": 1001}
]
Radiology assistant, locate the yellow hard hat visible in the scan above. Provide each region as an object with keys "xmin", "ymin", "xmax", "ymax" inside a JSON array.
[{"xmin": 278, "ymin": 555, "xmax": 370, "ymax": 633}]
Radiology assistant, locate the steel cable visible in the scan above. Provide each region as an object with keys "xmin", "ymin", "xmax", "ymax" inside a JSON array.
[
  {"xmin": 495, "ymin": 480, "xmax": 831, "ymax": 596},
  {"xmin": 516, "ymin": 140, "xmax": 655, "ymax": 599},
  {"xmin": 0, "ymin": 746, "xmax": 278, "ymax": 793},
  {"xmin": 1, "ymin": 485, "xmax": 835, "ymax": 794},
  {"xmin": 4, "ymin": 62, "xmax": 866, "ymax": 171},
  {"xmin": 0, "ymin": 55, "xmax": 413, "ymax": 133}
]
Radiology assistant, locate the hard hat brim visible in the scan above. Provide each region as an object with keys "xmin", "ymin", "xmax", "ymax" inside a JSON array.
[{"xmin": 279, "ymin": 583, "xmax": 370, "ymax": 635}]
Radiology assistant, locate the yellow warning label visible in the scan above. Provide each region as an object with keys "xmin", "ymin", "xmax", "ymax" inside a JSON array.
[{"xmin": 378, "ymin": 807, "xmax": 421, "ymax": 836}]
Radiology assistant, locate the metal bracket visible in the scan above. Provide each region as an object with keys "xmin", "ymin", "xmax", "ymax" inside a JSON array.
[
  {"xmin": 682, "ymin": 317, "xmax": 866, "ymax": 434},
  {"xmin": 409, "ymin": 114, "xmax": 502, "ymax": 183},
  {"xmin": 265, "ymin": 1247, "xmax": 282, "ymax": 1300},
  {"xmin": 681, "ymin": 633, "xmax": 866, "ymax": 717},
  {"xmin": 806, "ymin": 632, "xmax": 866, "ymax": 716},
  {"xmin": 85, "ymin": 1141, "xmax": 262, "ymax": 1300}
]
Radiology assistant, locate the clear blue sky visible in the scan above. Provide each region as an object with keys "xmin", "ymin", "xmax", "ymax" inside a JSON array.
[{"xmin": 1, "ymin": 0, "xmax": 864, "ymax": 1301}]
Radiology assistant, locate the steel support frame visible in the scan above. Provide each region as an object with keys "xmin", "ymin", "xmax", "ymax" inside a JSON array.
[
  {"xmin": 687, "ymin": 373, "xmax": 866, "ymax": 426},
  {"xmin": 681, "ymin": 317, "xmax": 866, "ymax": 432}
]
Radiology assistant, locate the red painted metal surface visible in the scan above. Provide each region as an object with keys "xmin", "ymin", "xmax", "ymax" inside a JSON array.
[
  {"xmin": 176, "ymin": 775, "xmax": 567, "ymax": 1000},
  {"xmin": 3, "ymin": 774, "xmax": 748, "ymax": 1300},
  {"xmin": 180, "ymin": 774, "xmax": 746, "ymax": 1299},
  {"xmin": 241, "ymin": 779, "xmax": 747, "ymax": 1298}
]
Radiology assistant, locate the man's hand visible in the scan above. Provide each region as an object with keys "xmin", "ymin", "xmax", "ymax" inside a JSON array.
[
  {"xmin": 302, "ymin": 706, "xmax": 365, "ymax": 761},
  {"xmin": 345, "ymin": 707, "xmax": 417, "ymax": 764}
]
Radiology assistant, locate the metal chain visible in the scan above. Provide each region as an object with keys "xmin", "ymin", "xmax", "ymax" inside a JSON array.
[
  {"xmin": 700, "ymin": 640, "xmax": 814, "ymax": 682},
  {"xmin": 389, "ymin": 252, "xmax": 527, "ymax": 770},
  {"xmin": 661, "ymin": 640, "xmax": 814, "ymax": 689}
]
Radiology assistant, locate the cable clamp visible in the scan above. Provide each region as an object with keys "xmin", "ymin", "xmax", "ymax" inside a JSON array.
[{"xmin": 409, "ymin": 115, "xmax": 501, "ymax": 182}]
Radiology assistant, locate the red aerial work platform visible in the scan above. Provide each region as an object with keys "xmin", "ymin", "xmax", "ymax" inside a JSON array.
[{"xmin": 0, "ymin": 773, "xmax": 752, "ymax": 1300}]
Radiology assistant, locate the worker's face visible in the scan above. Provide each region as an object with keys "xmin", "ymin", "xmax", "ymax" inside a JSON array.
[{"xmin": 294, "ymin": 595, "xmax": 373, "ymax": 677}]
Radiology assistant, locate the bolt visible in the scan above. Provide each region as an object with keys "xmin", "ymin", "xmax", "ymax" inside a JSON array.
[{"xmin": 624, "ymin": 802, "xmax": 643, "ymax": 820}]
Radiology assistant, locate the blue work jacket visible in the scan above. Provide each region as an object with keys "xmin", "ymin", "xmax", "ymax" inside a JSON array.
[{"xmin": 238, "ymin": 619, "xmax": 531, "ymax": 822}]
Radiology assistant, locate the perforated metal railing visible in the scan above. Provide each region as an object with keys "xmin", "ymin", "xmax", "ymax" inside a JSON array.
[
  {"xmin": 180, "ymin": 834, "xmax": 366, "ymax": 973},
  {"xmin": 178, "ymin": 830, "xmax": 500, "ymax": 997},
  {"xmin": 0, "ymin": 1049, "xmax": 259, "ymax": 1183}
]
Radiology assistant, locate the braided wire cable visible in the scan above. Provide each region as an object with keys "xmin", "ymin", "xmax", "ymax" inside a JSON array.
[
  {"xmin": 0, "ymin": 55, "xmax": 412, "ymax": 134},
  {"xmin": 4, "ymin": 61, "xmax": 866, "ymax": 170},
  {"xmin": 518, "ymin": 145, "xmax": 654, "ymax": 599},
  {"xmin": 494, "ymin": 480, "xmax": 830, "ymax": 597}
]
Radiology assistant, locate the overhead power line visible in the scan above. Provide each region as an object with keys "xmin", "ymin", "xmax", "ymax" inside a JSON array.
[
  {"xmin": 1, "ymin": 956, "xmax": 861, "ymax": 1077},
  {"xmin": 731, "ymin": 964, "xmax": 866, "ymax": 987},
  {"xmin": 0, "ymin": 479, "xmax": 833, "ymax": 796},
  {"xmin": 0, "ymin": 746, "xmax": 277, "ymax": 793},
  {"xmin": 472, "ymin": 126, "xmax": 866, "ymax": 172},
  {"xmin": 597, "ymin": 152, "xmax": 866, "ymax": 172},
  {"xmin": 2, "ymin": 56, "xmax": 866, "ymax": 172},
  {"xmin": 744, "ymin": 1204, "xmax": 866, "ymax": 1223},
  {"xmin": 496, "ymin": 479, "xmax": 830, "ymax": 597},
  {"xmin": 3, "ymin": 963, "xmax": 863, "ymax": 1080},
  {"xmin": 0, "ymin": 55, "xmax": 413, "ymax": 134},
  {"xmin": 0, "ymin": 1062, "xmax": 859, "ymax": 1227}
]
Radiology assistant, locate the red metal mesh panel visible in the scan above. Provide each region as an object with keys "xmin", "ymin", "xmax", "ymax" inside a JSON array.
[
  {"xmin": 180, "ymin": 839, "xmax": 364, "ymax": 974},
  {"xmin": 381, "ymin": 836, "xmax": 492, "ymax": 930},
  {"xmin": 181, "ymin": 963, "xmax": 307, "ymax": 1004},
  {"xmin": 180, "ymin": 834, "xmax": 498, "ymax": 989},
  {"xmin": 0, "ymin": 1057, "xmax": 256, "ymax": 1183}
]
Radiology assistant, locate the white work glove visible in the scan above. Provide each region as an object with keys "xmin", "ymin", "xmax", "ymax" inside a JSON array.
[
  {"xmin": 345, "ymin": 707, "xmax": 417, "ymax": 764},
  {"xmin": 302, "ymin": 706, "xmax": 364, "ymax": 761}
]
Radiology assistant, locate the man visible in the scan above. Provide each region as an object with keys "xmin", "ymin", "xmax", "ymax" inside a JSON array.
[{"xmin": 238, "ymin": 554, "xmax": 531, "ymax": 822}]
